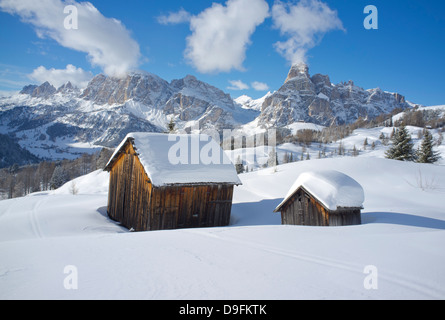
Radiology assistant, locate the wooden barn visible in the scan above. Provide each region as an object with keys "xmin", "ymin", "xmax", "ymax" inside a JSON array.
[
  {"xmin": 104, "ymin": 132, "xmax": 242, "ymax": 231},
  {"xmin": 274, "ymin": 170, "xmax": 364, "ymax": 226}
]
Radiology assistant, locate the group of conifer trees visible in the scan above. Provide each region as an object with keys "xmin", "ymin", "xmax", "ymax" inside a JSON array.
[{"xmin": 385, "ymin": 125, "xmax": 441, "ymax": 163}]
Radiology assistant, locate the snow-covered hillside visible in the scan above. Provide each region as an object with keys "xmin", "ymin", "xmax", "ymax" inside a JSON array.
[
  {"xmin": 225, "ymin": 123, "xmax": 445, "ymax": 171},
  {"xmin": 0, "ymin": 72, "xmax": 253, "ymax": 161},
  {"xmin": 1, "ymin": 157, "xmax": 444, "ymax": 300}
]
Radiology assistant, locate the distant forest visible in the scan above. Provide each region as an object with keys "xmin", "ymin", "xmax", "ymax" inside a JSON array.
[{"xmin": 0, "ymin": 148, "xmax": 113, "ymax": 200}]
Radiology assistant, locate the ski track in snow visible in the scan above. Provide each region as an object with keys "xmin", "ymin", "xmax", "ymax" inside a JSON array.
[
  {"xmin": 30, "ymin": 198, "xmax": 46, "ymax": 239},
  {"xmin": 1, "ymin": 158, "xmax": 445, "ymax": 299},
  {"xmin": 183, "ymin": 228, "xmax": 445, "ymax": 299}
]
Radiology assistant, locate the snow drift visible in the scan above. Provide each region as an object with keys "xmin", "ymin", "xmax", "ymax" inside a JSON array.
[{"xmin": 0, "ymin": 157, "xmax": 444, "ymax": 300}]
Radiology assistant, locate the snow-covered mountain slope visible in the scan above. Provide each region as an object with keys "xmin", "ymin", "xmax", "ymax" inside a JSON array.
[
  {"xmin": 0, "ymin": 73, "xmax": 254, "ymax": 161},
  {"xmin": 248, "ymin": 63, "xmax": 414, "ymax": 128},
  {"xmin": 0, "ymin": 65, "xmax": 426, "ymax": 163},
  {"xmin": 234, "ymin": 92, "xmax": 271, "ymax": 112},
  {"xmin": 391, "ymin": 104, "xmax": 445, "ymax": 124},
  {"xmin": 225, "ymin": 124, "xmax": 445, "ymax": 171},
  {"xmin": 1, "ymin": 157, "xmax": 444, "ymax": 300}
]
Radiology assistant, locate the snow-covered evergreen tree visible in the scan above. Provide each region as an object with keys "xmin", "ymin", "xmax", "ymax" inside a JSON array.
[
  {"xmin": 235, "ymin": 155, "xmax": 244, "ymax": 174},
  {"xmin": 338, "ymin": 141, "xmax": 345, "ymax": 156},
  {"xmin": 363, "ymin": 138, "xmax": 368, "ymax": 150},
  {"xmin": 417, "ymin": 130, "xmax": 441, "ymax": 164},
  {"xmin": 167, "ymin": 117, "xmax": 176, "ymax": 133},
  {"xmin": 50, "ymin": 165, "xmax": 70, "ymax": 189},
  {"xmin": 352, "ymin": 145, "xmax": 359, "ymax": 157},
  {"xmin": 385, "ymin": 125, "xmax": 416, "ymax": 161},
  {"xmin": 282, "ymin": 152, "xmax": 289, "ymax": 164},
  {"xmin": 268, "ymin": 147, "xmax": 278, "ymax": 167}
]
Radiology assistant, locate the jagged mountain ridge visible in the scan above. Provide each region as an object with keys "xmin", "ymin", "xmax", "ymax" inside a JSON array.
[
  {"xmin": 0, "ymin": 71, "xmax": 254, "ymax": 161},
  {"xmin": 0, "ymin": 64, "xmax": 415, "ymax": 163},
  {"xmin": 252, "ymin": 63, "xmax": 412, "ymax": 128}
]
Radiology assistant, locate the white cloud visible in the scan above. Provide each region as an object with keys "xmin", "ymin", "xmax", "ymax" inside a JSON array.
[
  {"xmin": 272, "ymin": 0, "xmax": 344, "ymax": 64},
  {"xmin": 227, "ymin": 80, "xmax": 249, "ymax": 90},
  {"xmin": 28, "ymin": 64, "xmax": 93, "ymax": 88},
  {"xmin": 0, "ymin": 90, "xmax": 19, "ymax": 97},
  {"xmin": 0, "ymin": 0, "xmax": 141, "ymax": 77},
  {"xmin": 185, "ymin": 0, "xmax": 269, "ymax": 73},
  {"xmin": 157, "ymin": 8, "xmax": 191, "ymax": 25},
  {"xmin": 251, "ymin": 81, "xmax": 269, "ymax": 91}
]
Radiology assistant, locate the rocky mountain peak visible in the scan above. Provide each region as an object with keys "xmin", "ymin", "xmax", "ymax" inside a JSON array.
[
  {"xmin": 79, "ymin": 72, "xmax": 171, "ymax": 106},
  {"xmin": 2, "ymin": 65, "xmax": 416, "ymax": 162},
  {"xmin": 19, "ymin": 81, "xmax": 57, "ymax": 98},
  {"xmin": 59, "ymin": 81, "xmax": 74, "ymax": 90},
  {"xmin": 20, "ymin": 84, "xmax": 38, "ymax": 95},
  {"xmin": 259, "ymin": 64, "xmax": 411, "ymax": 127},
  {"xmin": 56, "ymin": 81, "xmax": 78, "ymax": 94},
  {"xmin": 35, "ymin": 81, "xmax": 56, "ymax": 95},
  {"xmin": 285, "ymin": 62, "xmax": 310, "ymax": 83},
  {"xmin": 170, "ymin": 74, "xmax": 198, "ymax": 90}
]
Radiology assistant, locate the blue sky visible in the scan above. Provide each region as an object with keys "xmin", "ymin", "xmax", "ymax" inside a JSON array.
[{"xmin": 0, "ymin": 0, "xmax": 444, "ymax": 106}]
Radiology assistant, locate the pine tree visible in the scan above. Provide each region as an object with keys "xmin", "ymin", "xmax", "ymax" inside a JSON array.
[
  {"xmin": 235, "ymin": 155, "xmax": 244, "ymax": 174},
  {"xmin": 352, "ymin": 145, "xmax": 359, "ymax": 157},
  {"xmin": 385, "ymin": 125, "xmax": 416, "ymax": 161},
  {"xmin": 379, "ymin": 132, "xmax": 389, "ymax": 146},
  {"xmin": 379, "ymin": 132, "xmax": 385, "ymax": 140},
  {"xmin": 50, "ymin": 165, "xmax": 70, "ymax": 189},
  {"xmin": 437, "ymin": 132, "xmax": 443, "ymax": 146},
  {"xmin": 283, "ymin": 152, "xmax": 289, "ymax": 164},
  {"xmin": 338, "ymin": 141, "xmax": 345, "ymax": 156},
  {"xmin": 268, "ymin": 147, "xmax": 278, "ymax": 167},
  {"xmin": 417, "ymin": 130, "xmax": 441, "ymax": 163},
  {"xmin": 363, "ymin": 138, "xmax": 368, "ymax": 150},
  {"xmin": 167, "ymin": 117, "xmax": 176, "ymax": 133}
]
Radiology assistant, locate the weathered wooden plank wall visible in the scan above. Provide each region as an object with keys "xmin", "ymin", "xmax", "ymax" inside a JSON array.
[
  {"xmin": 279, "ymin": 188, "xmax": 361, "ymax": 227},
  {"xmin": 146, "ymin": 184, "xmax": 234, "ymax": 231},
  {"xmin": 107, "ymin": 143, "xmax": 153, "ymax": 231},
  {"xmin": 107, "ymin": 141, "xmax": 235, "ymax": 231}
]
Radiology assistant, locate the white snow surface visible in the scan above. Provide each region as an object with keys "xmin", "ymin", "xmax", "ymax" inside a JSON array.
[
  {"xmin": 317, "ymin": 92, "xmax": 330, "ymax": 101},
  {"xmin": 276, "ymin": 170, "xmax": 365, "ymax": 211},
  {"xmin": 107, "ymin": 132, "xmax": 242, "ymax": 187},
  {"xmin": 1, "ymin": 157, "xmax": 445, "ymax": 300}
]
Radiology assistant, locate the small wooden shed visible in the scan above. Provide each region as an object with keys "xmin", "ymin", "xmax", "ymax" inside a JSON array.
[
  {"xmin": 274, "ymin": 170, "xmax": 364, "ymax": 226},
  {"xmin": 104, "ymin": 132, "xmax": 242, "ymax": 231}
]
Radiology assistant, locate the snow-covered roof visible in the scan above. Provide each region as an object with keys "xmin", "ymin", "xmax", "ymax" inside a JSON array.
[
  {"xmin": 275, "ymin": 170, "xmax": 364, "ymax": 212},
  {"xmin": 105, "ymin": 132, "xmax": 242, "ymax": 187}
]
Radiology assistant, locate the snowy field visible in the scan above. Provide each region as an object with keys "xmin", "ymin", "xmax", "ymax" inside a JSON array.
[{"xmin": 1, "ymin": 156, "xmax": 445, "ymax": 300}]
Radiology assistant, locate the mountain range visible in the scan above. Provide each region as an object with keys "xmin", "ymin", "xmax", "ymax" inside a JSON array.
[
  {"xmin": 256, "ymin": 63, "xmax": 412, "ymax": 127},
  {"xmin": 0, "ymin": 63, "xmax": 415, "ymax": 165}
]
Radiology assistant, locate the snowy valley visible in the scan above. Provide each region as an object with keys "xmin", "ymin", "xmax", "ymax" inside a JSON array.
[
  {"xmin": 1, "ymin": 65, "xmax": 444, "ymax": 301},
  {"xmin": 2, "ymin": 0, "xmax": 445, "ymax": 304},
  {"xmin": 1, "ymin": 155, "xmax": 444, "ymax": 300}
]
